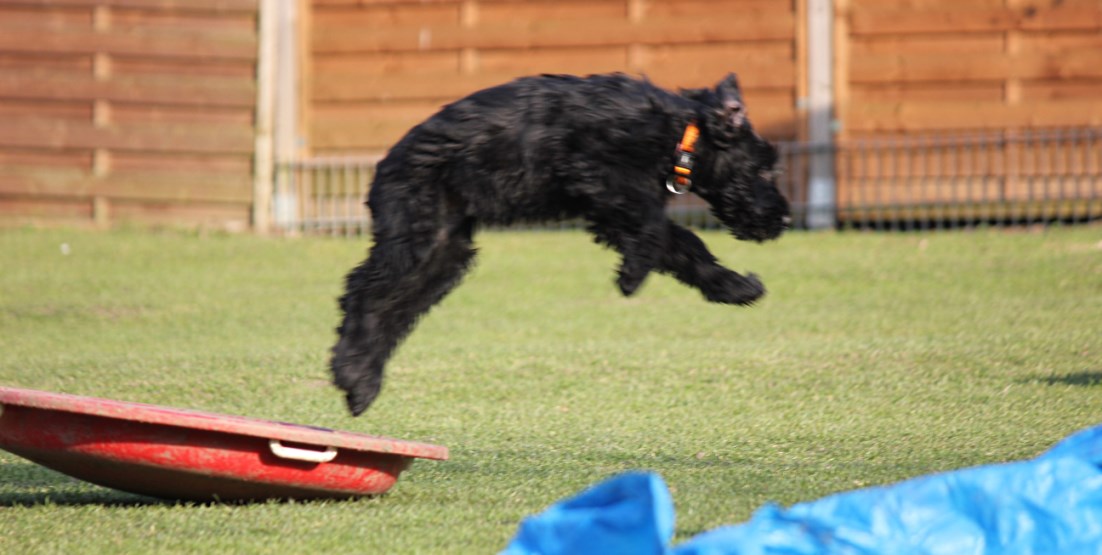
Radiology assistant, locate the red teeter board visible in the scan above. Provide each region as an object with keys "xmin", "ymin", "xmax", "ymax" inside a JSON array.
[{"xmin": 0, "ymin": 387, "xmax": 447, "ymax": 502}]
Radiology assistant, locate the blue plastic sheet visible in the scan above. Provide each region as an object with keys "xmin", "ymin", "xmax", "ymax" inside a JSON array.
[{"xmin": 502, "ymin": 424, "xmax": 1102, "ymax": 555}]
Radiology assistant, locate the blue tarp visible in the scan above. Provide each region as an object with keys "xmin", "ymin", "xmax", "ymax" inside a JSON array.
[{"xmin": 502, "ymin": 424, "xmax": 1102, "ymax": 555}]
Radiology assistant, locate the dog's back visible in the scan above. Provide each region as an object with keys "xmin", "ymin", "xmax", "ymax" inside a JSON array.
[{"xmin": 369, "ymin": 74, "xmax": 691, "ymax": 226}]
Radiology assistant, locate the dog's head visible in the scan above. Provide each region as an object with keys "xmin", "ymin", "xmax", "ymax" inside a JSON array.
[{"xmin": 681, "ymin": 74, "xmax": 791, "ymax": 242}]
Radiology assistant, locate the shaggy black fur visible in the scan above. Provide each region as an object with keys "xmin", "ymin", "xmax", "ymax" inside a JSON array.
[{"xmin": 331, "ymin": 73, "xmax": 790, "ymax": 415}]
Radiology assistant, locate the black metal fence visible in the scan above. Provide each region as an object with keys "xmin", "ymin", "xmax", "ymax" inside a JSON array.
[
  {"xmin": 826, "ymin": 127, "xmax": 1102, "ymax": 231},
  {"xmin": 272, "ymin": 127, "xmax": 1102, "ymax": 236}
]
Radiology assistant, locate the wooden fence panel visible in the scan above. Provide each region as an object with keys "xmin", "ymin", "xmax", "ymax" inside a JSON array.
[
  {"xmin": 836, "ymin": 0, "xmax": 1102, "ymax": 215},
  {"xmin": 308, "ymin": 0, "xmax": 804, "ymax": 154},
  {"xmin": 0, "ymin": 0, "xmax": 258, "ymax": 230}
]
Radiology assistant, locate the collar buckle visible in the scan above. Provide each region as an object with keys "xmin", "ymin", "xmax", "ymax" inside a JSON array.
[{"xmin": 667, "ymin": 122, "xmax": 699, "ymax": 195}]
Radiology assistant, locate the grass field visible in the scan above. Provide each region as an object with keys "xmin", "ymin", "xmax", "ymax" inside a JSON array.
[{"xmin": 1, "ymin": 225, "xmax": 1100, "ymax": 553}]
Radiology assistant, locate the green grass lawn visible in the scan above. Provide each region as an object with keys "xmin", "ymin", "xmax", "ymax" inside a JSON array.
[{"xmin": 1, "ymin": 225, "xmax": 1100, "ymax": 553}]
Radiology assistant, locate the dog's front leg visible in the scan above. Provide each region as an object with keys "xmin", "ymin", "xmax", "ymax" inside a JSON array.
[
  {"xmin": 603, "ymin": 214, "xmax": 668, "ymax": 297},
  {"xmin": 616, "ymin": 234, "xmax": 662, "ymax": 297},
  {"xmin": 659, "ymin": 222, "xmax": 765, "ymax": 305}
]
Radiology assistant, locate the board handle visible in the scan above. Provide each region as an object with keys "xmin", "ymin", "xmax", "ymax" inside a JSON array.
[{"xmin": 268, "ymin": 439, "xmax": 338, "ymax": 463}]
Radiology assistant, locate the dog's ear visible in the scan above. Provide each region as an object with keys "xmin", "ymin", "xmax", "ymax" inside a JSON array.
[{"xmin": 714, "ymin": 73, "xmax": 747, "ymax": 129}]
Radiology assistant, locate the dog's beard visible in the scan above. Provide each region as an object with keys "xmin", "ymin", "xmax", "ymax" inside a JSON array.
[{"xmin": 709, "ymin": 177, "xmax": 791, "ymax": 243}]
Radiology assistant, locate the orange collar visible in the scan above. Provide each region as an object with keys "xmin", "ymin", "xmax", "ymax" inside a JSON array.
[{"xmin": 667, "ymin": 122, "xmax": 699, "ymax": 194}]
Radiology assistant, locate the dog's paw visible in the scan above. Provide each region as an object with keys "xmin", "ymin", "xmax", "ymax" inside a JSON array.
[
  {"xmin": 702, "ymin": 271, "xmax": 765, "ymax": 305},
  {"xmin": 617, "ymin": 272, "xmax": 645, "ymax": 297},
  {"xmin": 346, "ymin": 378, "xmax": 382, "ymax": 416}
]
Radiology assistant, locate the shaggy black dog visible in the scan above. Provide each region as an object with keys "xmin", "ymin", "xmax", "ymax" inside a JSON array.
[{"xmin": 332, "ymin": 73, "xmax": 790, "ymax": 415}]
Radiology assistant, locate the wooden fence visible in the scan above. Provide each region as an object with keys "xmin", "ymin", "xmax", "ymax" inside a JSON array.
[
  {"xmin": 0, "ymin": 0, "xmax": 260, "ymax": 229},
  {"xmin": 833, "ymin": 0, "xmax": 1102, "ymax": 218},
  {"xmin": 307, "ymin": 0, "xmax": 806, "ymax": 154},
  {"xmin": 3, "ymin": 0, "xmax": 1100, "ymax": 230},
  {"xmin": 840, "ymin": 0, "xmax": 1102, "ymax": 136}
]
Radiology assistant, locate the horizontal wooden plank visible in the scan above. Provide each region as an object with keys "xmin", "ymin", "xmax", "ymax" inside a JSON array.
[
  {"xmin": 0, "ymin": 69, "xmax": 256, "ymax": 108},
  {"xmin": 313, "ymin": 2, "xmax": 459, "ymax": 27},
  {"xmin": 1018, "ymin": 5, "xmax": 1102, "ymax": 31},
  {"xmin": 313, "ymin": 51, "xmax": 460, "ymax": 77},
  {"xmin": 640, "ymin": 42, "xmax": 796, "ymax": 88},
  {"xmin": 110, "ymin": 151, "xmax": 252, "ymax": 173},
  {"xmin": 849, "ymin": 5, "xmax": 1102, "ymax": 35},
  {"xmin": 312, "ymin": 0, "xmax": 455, "ymax": 5},
  {"xmin": 644, "ymin": 0, "xmax": 794, "ymax": 18},
  {"xmin": 0, "ymin": 147, "xmax": 92, "ymax": 168},
  {"xmin": 0, "ymin": 0, "xmax": 257, "ymax": 12},
  {"xmin": 0, "ymin": 119, "xmax": 255, "ymax": 154},
  {"xmin": 644, "ymin": 41, "xmax": 794, "ymax": 65},
  {"xmin": 110, "ymin": 6, "xmax": 256, "ymax": 31},
  {"xmin": 111, "ymin": 103, "xmax": 253, "ymax": 126},
  {"xmin": 311, "ymin": 100, "xmax": 442, "ymax": 127},
  {"xmin": 849, "ymin": 0, "xmax": 1003, "ymax": 10},
  {"xmin": 111, "ymin": 55, "xmax": 256, "ymax": 78},
  {"xmin": 850, "ymin": 34, "xmax": 1004, "ymax": 57},
  {"xmin": 850, "ymin": 8, "xmax": 1014, "ymax": 35},
  {"xmin": 0, "ymin": 195, "xmax": 92, "ymax": 222},
  {"xmin": 0, "ymin": 167, "xmax": 253, "ymax": 203},
  {"xmin": 314, "ymin": 63, "xmax": 794, "ymax": 103},
  {"xmin": 0, "ymin": 98, "xmax": 92, "ymax": 120},
  {"xmin": 314, "ymin": 14, "xmax": 795, "ymax": 53},
  {"xmin": 0, "ymin": 25, "xmax": 257, "ymax": 60},
  {"xmin": 477, "ymin": 0, "xmax": 625, "ymax": 24},
  {"xmin": 107, "ymin": 200, "xmax": 252, "ymax": 229},
  {"xmin": 835, "ymin": 147, "xmax": 1102, "ymax": 181},
  {"xmin": 835, "ymin": 201, "xmax": 1102, "ymax": 224},
  {"xmin": 847, "ymin": 101, "xmax": 1102, "ymax": 132},
  {"xmin": 477, "ymin": 46, "xmax": 626, "ymax": 76},
  {"xmin": 1018, "ymin": 32, "xmax": 1102, "ymax": 54},
  {"xmin": 0, "ymin": 52, "xmax": 91, "ymax": 71},
  {"xmin": 851, "ymin": 50, "xmax": 1102, "ymax": 84},
  {"xmin": 0, "ymin": 4, "xmax": 91, "ymax": 27},
  {"xmin": 313, "ymin": 72, "xmax": 508, "ymax": 103},
  {"xmin": 1023, "ymin": 81, "xmax": 1102, "ymax": 101},
  {"xmin": 850, "ymin": 84, "xmax": 1004, "ymax": 103}
]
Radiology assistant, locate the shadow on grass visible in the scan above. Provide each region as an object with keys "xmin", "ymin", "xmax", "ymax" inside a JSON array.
[
  {"xmin": 0, "ymin": 461, "xmax": 375, "ymax": 508},
  {"xmin": 0, "ymin": 462, "xmax": 169, "ymax": 507},
  {"xmin": 1022, "ymin": 370, "xmax": 1102, "ymax": 387}
]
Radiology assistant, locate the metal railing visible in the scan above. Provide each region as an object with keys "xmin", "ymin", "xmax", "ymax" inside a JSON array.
[
  {"xmin": 272, "ymin": 155, "xmax": 381, "ymax": 236},
  {"xmin": 271, "ymin": 127, "xmax": 1102, "ymax": 235},
  {"xmin": 830, "ymin": 127, "xmax": 1102, "ymax": 230}
]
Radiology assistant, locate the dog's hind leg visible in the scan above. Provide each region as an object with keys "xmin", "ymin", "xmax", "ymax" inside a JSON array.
[
  {"xmin": 331, "ymin": 241, "xmax": 411, "ymax": 416},
  {"xmin": 657, "ymin": 221, "xmax": 765, "ymax": 305},
  {"xmin": 333, "ymin": 216, "xmax": 477, "ymax": 416}
]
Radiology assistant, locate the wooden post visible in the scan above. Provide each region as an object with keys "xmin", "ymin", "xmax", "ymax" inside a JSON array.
[
  {"xmin": 93, "ymin": 196, "xmax": 110, "ymax": 228},
  {"xmin": 626, "ymin": 0, "xmax": 647, "ymax": 71},
  {"xmin": 795, "ymin": 0, "xmax": 809, "ymax": 144},
  {"xmin": 1003, "ymin": 0, "xmax": 1024, "ymax": 215},
  {"xmin": 272, "ymin": 0, "xmax": 300, "ymax": 230},
  {"xmin": 253, "ymin": 0, "xmax": 277, "ymax": 235},
  {"xmin": 460, "ymin": 1, "xmax": 480, "ymax": 74},
  {"xmin": 297, "ymin": 0, "xmax": 312, "ymax": 157},
  {"xmin": 806, "ymin": 0, "xmax": 836, "ymax": 229},
  {"xmin": 92, "ymin": 6, "xmax": 113, "ymax": 228}
]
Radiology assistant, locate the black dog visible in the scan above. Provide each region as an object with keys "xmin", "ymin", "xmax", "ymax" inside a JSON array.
[{"xmin": 331, "ymin": 73, "xmax": 790, "ymax": 415}]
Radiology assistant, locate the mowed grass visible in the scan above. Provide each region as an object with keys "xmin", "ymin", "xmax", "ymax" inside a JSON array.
[{"xmin": 1, "ymin": 225, "xmax": 1100, "ymax": 553}]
